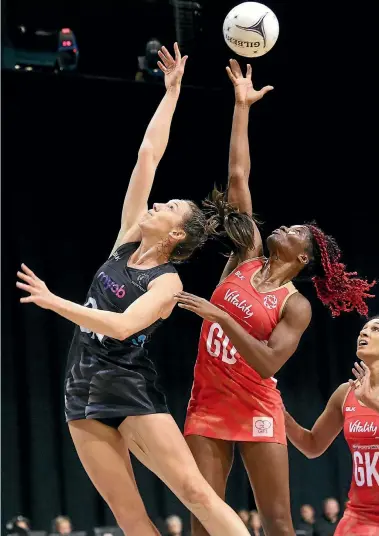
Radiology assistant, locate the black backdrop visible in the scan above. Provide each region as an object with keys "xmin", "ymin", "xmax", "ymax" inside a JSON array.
[{"xmin": 2, "ymin": 0, "xmax": 379, "ymax": 533}]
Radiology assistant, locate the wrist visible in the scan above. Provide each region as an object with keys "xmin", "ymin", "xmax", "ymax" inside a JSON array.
[
  {"xmin": 167, "ymin": 84, "xmax": 181, "ymax": 97},
  {"xmin": 234, "ymin": 101, "xmax": 251, "ymax": 111},
  {"xmin": 50, "ymin": 294, "xmax": 64, "ymax": 313},
  {"xmin": 216, "ymin": 309, "xmax": 230, "ymax": 325}
]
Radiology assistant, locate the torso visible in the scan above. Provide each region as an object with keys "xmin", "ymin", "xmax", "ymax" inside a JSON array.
[
  {"xmin": 64, "ymin": 242, "xmax": 178, "ymax": 422},
  {"xmin": 67, "ymin": 241, "xmax": 177, "ymax": 364},
  {"xmin": 342, "ymin": 387, "xmax": 379, "ymax": 524},
  {"xmin": 184, "ymin": 258, "xmax": 298, "ymax": 442}
]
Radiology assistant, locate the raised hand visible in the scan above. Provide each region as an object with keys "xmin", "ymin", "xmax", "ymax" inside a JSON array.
[
  {"xmin": 16, "ymin": 263, "xmax": 57, "ymax": 310},
  {"xmin": 349, "ymin": 361, "xmax": 379, "ymax": 409},
  {"xmin": 226, "ymin": 58, "xmax": 273, "ymax": 106},
  {"xmin": 157, "ymin": 42, "xmax": 188, "ymax": 90}
]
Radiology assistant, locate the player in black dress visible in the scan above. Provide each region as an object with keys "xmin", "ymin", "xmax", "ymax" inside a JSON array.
[{"xmin": 16, "ymin": 44, "xmax": 252, "ymax": 536}]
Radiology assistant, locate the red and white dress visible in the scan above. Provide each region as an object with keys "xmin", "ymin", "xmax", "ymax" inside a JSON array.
[
  {"xmin": 184, "ymin": 258, "xmax": 298, "ymax": 443},
  {"xmin": 335, "ymin": 389, "xmax": 379, "ymax": 535}
]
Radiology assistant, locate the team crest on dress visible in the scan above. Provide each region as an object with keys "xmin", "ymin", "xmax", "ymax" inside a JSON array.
[{"xmin": 264, "ymin": 294, "xmax": 278, "ymax": 309}]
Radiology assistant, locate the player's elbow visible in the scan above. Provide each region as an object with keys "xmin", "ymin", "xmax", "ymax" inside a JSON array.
[
  {"xmin": 114, "ymin": 323, "xmax": 131, "ymax": 341},
  {"xmin": 228, "ymin": 168, "xmax": 249, "ymax": 185},
  {"xmin": 304, "ymin": 438, "xmax": 324, "ymax": 459},
  {"xmin": 138, "ymin": 140, "xmax": 156, "ymax": 162}
]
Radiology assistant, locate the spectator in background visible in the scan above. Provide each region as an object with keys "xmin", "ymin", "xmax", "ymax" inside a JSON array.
[
  {"xmin": 52, "ymin": 516, "xmax": 72, "ymax": 535},
  {"xmin": 248, "ymin": 510, "xmax": 264, "ymax": 536},
  {"xmin": 6, "ymin": 516, "xmax": 30, "ymax": 536},
  {"xmin": 237, "ymin": 510, "xmax": 250, "ymax": 527},
  {"xmin": 296, "ymin": 504, "xmax": 315, "ymax": 535},
  {"xmin": 314, "ymin": 498, "xmax": 340, "ymax": 536},
  {"xmin": 135, "ymin": 38, "xmax": 164, "ymax": 83},
  {"xmin": 165, "ymin": 515, "xmax": 183, "ymax": 536}
]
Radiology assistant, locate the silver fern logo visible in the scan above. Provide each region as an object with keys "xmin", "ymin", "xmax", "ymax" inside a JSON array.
[{"xmin": 236, "ymin": 13, "xmax": 268, "ymax": 48}]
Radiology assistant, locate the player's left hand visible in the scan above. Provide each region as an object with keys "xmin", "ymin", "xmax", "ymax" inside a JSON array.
[
  {"xmin": 174, "ymin": 291, "xmax": 224, "ymax": 322},
  {"xmin": 349, "ymin": 361, "xmax": 379, "ymax": 407},
  {"xmin": 16, "ymin": 263, "xmax": 57, "ymax": 310},
  {"xmin": 226, "ymin": 59, "xmax": 273, "ymax": 106}
]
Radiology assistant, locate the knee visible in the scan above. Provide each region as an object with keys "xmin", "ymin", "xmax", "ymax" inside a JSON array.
[{"xmin": 180, "ymin": 473, "xmax": 212, "ymax": 508}]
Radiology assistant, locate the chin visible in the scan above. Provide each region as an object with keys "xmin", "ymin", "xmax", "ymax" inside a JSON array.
[
  {"xmin": 266, "ymin": 233, "xmax": 282, "ymax": 251},
  {"xmin": 356, "ymin": 347, "xmax": 377, "ymax": 361}
]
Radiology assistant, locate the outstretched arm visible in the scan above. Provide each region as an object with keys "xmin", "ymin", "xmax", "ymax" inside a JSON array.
[
  {"xmin": 175, "ymin": 291, "xmax": 311, "ymax": 379},
  {"xmin": 284, "ymin": 383, "xmax": 348, "ymax": 458},
  {"xmin": 111, "ymin": 43, "xmax": 188, "ymax": 254},
  {"xmin": 220, "ymin": 60, "xmax": 273, "ymax": 280},
  {"xmin": 17, "ymin": 264, "xmax": 182, "ymax": 340}
]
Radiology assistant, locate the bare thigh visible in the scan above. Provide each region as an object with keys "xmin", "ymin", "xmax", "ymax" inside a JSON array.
[
  {"xmin": 186, "ymin": 435, "xmax": 234, "ymax": 536},
  {"xmin": 120, "ymin": 413, "xmax": 250, "ymax": 536},
  {"xmin": 68, "ymin": 419, "xmax": 159, "ymax": 536},
  {"xmin": 239, "ymin": 441, "xmax": 295, "ymax": 536}
]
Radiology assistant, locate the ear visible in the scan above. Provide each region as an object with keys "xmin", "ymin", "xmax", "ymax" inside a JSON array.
[
  {"xmin": 169, "ymin": 228, "xmax": 186, "ymax": 243},
  {"xmin": 298, "ymin": 253, "xmax": 309, "ymax": 266}
]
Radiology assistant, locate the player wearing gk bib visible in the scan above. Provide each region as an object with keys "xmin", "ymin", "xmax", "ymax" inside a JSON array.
[
  {"xmin": 175, "ymin": 60, "xmax": 375, "ymax": 536},
  {"xmin": 285, "ymin": 316, "xmax": 379, "ymax": 536},
  {"xmin": 16, "ymin": 45, "xmax": 254, "ymax": 536}
]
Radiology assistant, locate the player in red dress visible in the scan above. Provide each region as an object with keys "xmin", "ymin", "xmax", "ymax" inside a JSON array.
[
  {"xmin": 175, "ymin": 60, "xmax": 375, "ymax": 536},
  {"xmin": 285, "ymin": 316, "xmax": 379, "ymax": 535}
]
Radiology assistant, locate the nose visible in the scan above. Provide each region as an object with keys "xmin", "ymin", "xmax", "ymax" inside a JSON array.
[
  {"xmin": 280, "ymin": 226, "xmax": 288, "ymax": 233},
  {"xmin": 153, "ymin": 203, "xmax": 159, "ymax": 212},
  {"xmin": 359, "ymin": 328, "xmax": 369, "ymax": 338}
]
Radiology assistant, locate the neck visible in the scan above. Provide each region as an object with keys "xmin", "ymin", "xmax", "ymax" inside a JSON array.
[
  {"xmin": 129, "ymin": 236, "xmax": 169, "ymax": 267},
  {"xmin": 260, "ymin": 256, "xmax": 300, "ymax": 287},
  {"xmin": 368, "ymin": 359, "xmax": 379, "ymax": 388}
]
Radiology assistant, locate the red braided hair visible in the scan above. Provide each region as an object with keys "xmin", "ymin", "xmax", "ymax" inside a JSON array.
[{"xmin": 306, "ymin": 224, "xmax": 376, "ymax": 317}]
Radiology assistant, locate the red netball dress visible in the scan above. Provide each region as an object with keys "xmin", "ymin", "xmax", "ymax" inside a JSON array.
[{"xmin": 185, "ymin": 258, "xmax": 298, "ymax": 443}]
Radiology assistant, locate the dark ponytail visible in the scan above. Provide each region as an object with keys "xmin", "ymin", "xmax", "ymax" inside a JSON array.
[{"xmin": 202, "ymin": 187, "xmax": 257, "ymax": 256}]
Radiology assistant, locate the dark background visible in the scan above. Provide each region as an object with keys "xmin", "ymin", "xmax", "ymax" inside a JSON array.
[{"xmin": 2, "ymin": 0, "xmax": 378, "ymax": 533}]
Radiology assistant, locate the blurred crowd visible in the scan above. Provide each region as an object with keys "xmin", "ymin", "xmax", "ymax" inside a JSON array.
[{"xmin": 5, "ymin": 497, "xmax": 343, "ymax": 536}]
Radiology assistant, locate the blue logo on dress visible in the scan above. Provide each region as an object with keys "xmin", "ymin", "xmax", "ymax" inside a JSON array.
[{"xmin": 132, "ymin": 335, "xmax": 147, "ymax": 347}]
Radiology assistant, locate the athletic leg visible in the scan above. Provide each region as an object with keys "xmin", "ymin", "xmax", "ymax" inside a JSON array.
[
  {"xmin": 68, "ymin": 420, "xmax": 160, "ymax": 536},
  {"xmin": 186, "ymin": 434, "xmax": 234, "ymax": 536},
  {"xmin": 120, "ymin": 414, "xmax": 250, "ymax": 536},
  {"xmin": 239, "ymin": 442, "xmax": 295, "ymax": 536}
]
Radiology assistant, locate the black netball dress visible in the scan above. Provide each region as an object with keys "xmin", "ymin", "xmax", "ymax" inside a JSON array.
[{"xmin": 64, "ymin": 242, "xmax": 177, "ymax": 428}]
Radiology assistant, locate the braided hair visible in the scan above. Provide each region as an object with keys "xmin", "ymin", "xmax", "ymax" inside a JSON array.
[{"xmin": 305, "ymin": 223, "xmax": 376, "ymax": 317}]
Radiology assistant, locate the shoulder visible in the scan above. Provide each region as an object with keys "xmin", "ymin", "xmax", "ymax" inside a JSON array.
[
  {"xmin": 327, "ymin": 382, "xmax": 350, "ymax": 413},
  {"xmin": 282, "ymin": 292, "xmax": 312, "ymax": 329},
  {"xmin": 148, "ymin": 271, "xmax": 182, "ymax": 294}
]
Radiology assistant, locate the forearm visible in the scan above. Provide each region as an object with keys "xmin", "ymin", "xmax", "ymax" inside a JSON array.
[
  {"xmin": 228, "ymin": 103, "xmax": 251, "ymax": 181},
  {"xmin": 217, "ymin": 312, "xmax": 276, "ymax": 378},
  {"xmin": 142, "ymin": 86, "xmax": 180, "ymax": 163},
  {"xmin": 50, "ymin": 296, "xmax": 124, "ymax": 340},
  {"xmin": 284, "ymin": 412, "xmax": 319, "ymax": 458}
]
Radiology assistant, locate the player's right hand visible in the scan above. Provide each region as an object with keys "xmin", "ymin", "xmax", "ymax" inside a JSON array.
[{"xmin": 157, "ymin": 42, "xmax": 188, "ymax": 90}]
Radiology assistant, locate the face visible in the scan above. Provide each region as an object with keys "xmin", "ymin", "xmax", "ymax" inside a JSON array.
[
  {"xmin": 57, "ymin": 521, "xmax": 72, "ymax": 535},
  {"xmin": 324, "ymin": 499, "xmax": 339, "ymax": 518},
  {"xmin": 139, "ymin": 199, "xmax": 191, "ymax": 247},
  {"xmin": 167, "ymin": 518, "xmax": 182, "ymax": 534},
  {"xmin": 301, "ymin": 504, "xmax": 315, "ymax": 523},
  {"xmin": 266, "ymin": 225, "xmax": 312, "ymax": 266},
  {"xmin": 237, "ymin": 510, "xmax": 249, "ymax": 524},
  {"xmin": 15, "ymin": 522, "xmax": 29, "ymax": 531},
  {"xmin": 357, "ymin": 318, "xmax": 379, "ymax": 362}
]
